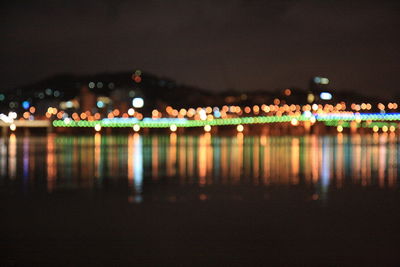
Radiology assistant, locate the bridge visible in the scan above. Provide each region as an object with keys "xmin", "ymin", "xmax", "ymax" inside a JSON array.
[{"xmin": 1, "ymin": 113, "xmax": 400, "ymax": 134}]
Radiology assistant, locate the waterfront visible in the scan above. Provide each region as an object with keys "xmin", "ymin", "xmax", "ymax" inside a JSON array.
[{"xmin": 1, "ymin": 133, "xmax": 400, "ymax": 266}]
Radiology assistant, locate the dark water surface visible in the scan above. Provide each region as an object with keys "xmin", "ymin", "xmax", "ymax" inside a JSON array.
[{"xmin": 1, "ymin": 133, "xmax": 399, "ymax": 266}]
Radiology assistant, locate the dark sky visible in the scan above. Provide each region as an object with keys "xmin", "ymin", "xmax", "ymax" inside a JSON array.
[{"xmin": 1, "ymin": 0, "xmax": 399, "ymax": 96}]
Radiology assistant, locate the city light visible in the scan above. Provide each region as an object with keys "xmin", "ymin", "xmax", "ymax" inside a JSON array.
[
  {"xmin": 132, "ymin": 97, "xmax": 144, "ymax": 108},
  {"xmin": 128, "ymin": 108, "xmax": 135, "ymax": 116},
  {"xmin": 133, "ymin": 124, "xmax": 141, "ymax": 132},
  {"xmin": 320, "ymin": 92, "xmax": 332, "ymax": 100},
  {"xmin": 94, "ymin": 124, "xmax": 101, "ymax": 132},
  {"xmin": 9, "ymin": 123, "xmax": 16, "ymax": 131}
]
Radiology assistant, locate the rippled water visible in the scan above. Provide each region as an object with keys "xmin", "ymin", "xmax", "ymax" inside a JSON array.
[{"xmin": 1, "ymin": 133, "xmax": 398, "ymax": 200}]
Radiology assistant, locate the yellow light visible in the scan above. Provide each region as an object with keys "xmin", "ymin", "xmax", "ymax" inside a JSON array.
[
  {"xmin": 382, "ymin": 126, "xmax": 388, "ymax": 133},
  {"xmin": 133, "ymin": 124, "xmax": 140, "ymax": 132},
  {"xmin": 237, "ymin": 124, "xmax": 244, "ymax": 132},
  {"xmin": 204, "ymin": 125, "xmax": 211, "ymax": 132},
  {"xmin": 10, "ymin": 123, "xmax": 16, "ymax": 131},
  {"xmin": 170, "ymin": 124, "xmax": 177, "ymax": 132},
  {"xmin": 389, "ymin": 126, "xmax": 396, "ymax": 132},
  {"xmin": 337, "ymin": 125, "xmax": 343, "ymax": 133},
  {"xmin": 372, "ymin": 126, "xmax": 379, "ymax": 133},
  {"xmin": 94, "ymin": 124, "xmax": 101, "ymax": 132},
  {"xmin": 307, "ymin": 93, "xmax": 315, "ymax": 103}
]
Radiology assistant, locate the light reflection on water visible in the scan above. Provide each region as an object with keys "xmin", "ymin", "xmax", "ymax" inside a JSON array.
[{"xmin": 0, "ymin": 133, "xmax": 398, "ymax": 200}]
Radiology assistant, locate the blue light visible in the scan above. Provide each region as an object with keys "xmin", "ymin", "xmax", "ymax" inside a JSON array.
[
  {"xmin": 213, "ymin": 110, "xmax": 221, "ymax": 118},
  {"xmin": 97, "ymin": 101, "xmax": 104, "ymax": 108},
  {"xmin": 22, "ymin": 101, "xmax": 30, "ymax": 110},
  {"xmin": 320, "ymin": 92, "xmax": 332, "ymax": 100}
]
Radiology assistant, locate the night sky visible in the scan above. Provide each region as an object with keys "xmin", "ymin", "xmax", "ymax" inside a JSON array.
[{"xmin": 1, "ymin": 0, "xmax": 399, "ymax": 96}]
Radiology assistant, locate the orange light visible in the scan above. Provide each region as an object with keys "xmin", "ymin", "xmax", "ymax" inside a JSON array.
[{"xmin": 113, "ymin": 109, "xmax": 120, "ymax": 116}]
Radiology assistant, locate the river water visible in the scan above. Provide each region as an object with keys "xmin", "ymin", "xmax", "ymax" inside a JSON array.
[{"xmin": 1, "ymin": 133, "xmax": 399, "ymax": 266}]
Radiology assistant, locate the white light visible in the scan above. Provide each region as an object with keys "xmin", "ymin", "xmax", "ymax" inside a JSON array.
[
  {"xmin": 94, "ymin": 124, "xmax": 101, "ymax": 132},
  {"xmin": 204, "ymin": 125, "xmax": 211, "ymax": 132},
  {"xmin": 0, "ymin": 113, "xmax": 13, "ymax": 123},
  {"xmin": 64, "ymin": 118, "xmax": 71, "ymax": 124},
  {"xmin": 128, "ymin": 108, "xmax": 135, "ymax": 116},
  {"xmin": 132, "ymin": 97, "xmax": 144, "ymax": 108},
  {"xmin": 237, "ymin": 124, "xmax": 244, "ymax": 132},
  {"xmin": 320, "ymin": 92, "xmax": 332, "ymax": 100},
  {"xmin": 133, "ymin": 124, "xmax": 140, "ymax": 132},
  {"xmin": 170, "ymin": 124, "xmax": 177, "ymax": 132},
  {"xmin": 8, "ymin": 112, "xmax": 17, "ymax": 119},
  {"xmin": 10, "ymin": 123, "xmax": 16, "ymax": 131},
  {"xmin": 199, "ymin": 109, "xmax": 207, "ymax": 120}
]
